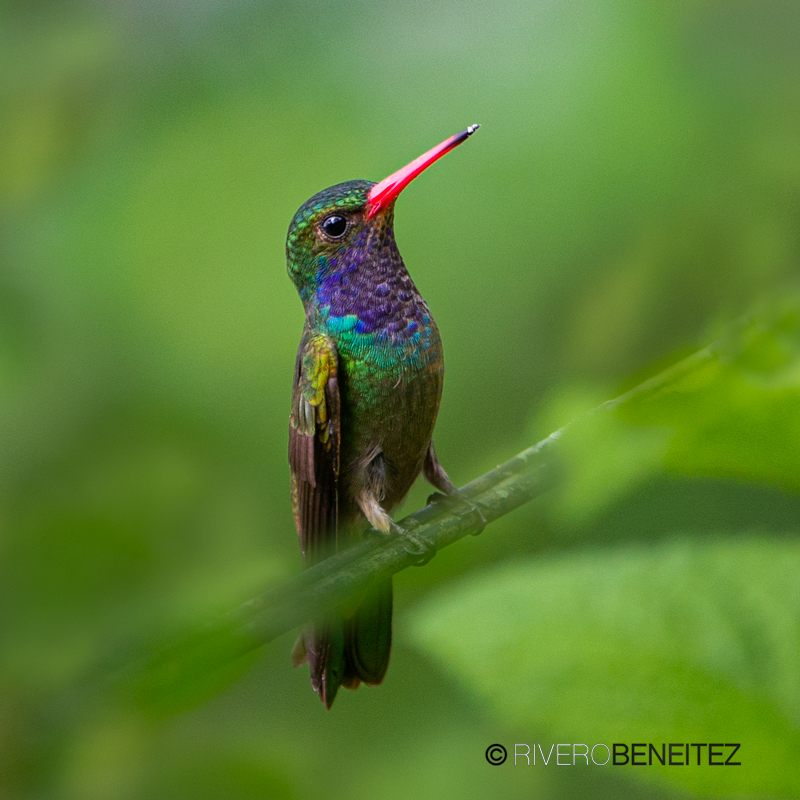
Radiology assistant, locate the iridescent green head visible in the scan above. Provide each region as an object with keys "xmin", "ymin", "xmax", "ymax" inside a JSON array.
[{"xmin": 285, "ymin": 180, "xmax": 378, "ymax": 301}]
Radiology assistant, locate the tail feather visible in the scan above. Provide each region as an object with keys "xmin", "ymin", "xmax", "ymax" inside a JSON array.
[
  {"xmin": 290, "ymin": 633, "xmax": 308, "ymax": 667},
  {"xmin": 305, "ymin": 620, "xmax": 346, "ymax": 709},
  {"xmin": 346, "ymin": 578, "xmax": 393, "ymax": 686},
  {"xmin": 294, "ymin": 579, "xmax": 393, "ymax": 707}
]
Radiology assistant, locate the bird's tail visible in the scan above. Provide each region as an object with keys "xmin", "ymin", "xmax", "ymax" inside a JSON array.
[
  {"xmin": 292, "ymin": 577, "xmax": 392, "ymax": 708},
  {"xmin": 344, "ymin": 577, "xmax": 393, "ymax": 688},
  {"xmin": 292, "ymin": 619, "xmax": 344, "ymax": 709}
]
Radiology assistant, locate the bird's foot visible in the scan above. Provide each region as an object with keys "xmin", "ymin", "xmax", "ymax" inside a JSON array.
[
  {"xmin": 426, "ymin": 490, "xmax": 487, "ymax": 537},
  {"xmin": 389, "ymin": 520, "xmax": 437, "ymax": 566}
]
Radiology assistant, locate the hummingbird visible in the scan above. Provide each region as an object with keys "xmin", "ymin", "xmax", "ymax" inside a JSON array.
[{"xmin": 286, "ymin": 125, "xmax": 480, "ymax": 708}]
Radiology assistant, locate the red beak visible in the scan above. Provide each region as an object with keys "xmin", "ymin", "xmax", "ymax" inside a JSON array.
[{"xmin": 366, "ymin": 125, "xmax": 480, "ymax": 219}]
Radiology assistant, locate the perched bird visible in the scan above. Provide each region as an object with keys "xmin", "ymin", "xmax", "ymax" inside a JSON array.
[{"xmin": 286, "ymin": 125, "xmax": 480, "ymax": 708}]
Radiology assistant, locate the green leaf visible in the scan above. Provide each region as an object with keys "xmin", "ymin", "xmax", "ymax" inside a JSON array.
[
  {"xmin": 408, "ymin": 536, "xmax": 800, "ymax": 797},
  {"xmin": 538, "ymin": 302, "xmax": 800, "ymax": 525},
  {"xmin": 654, "ymin": 312, "xmax": 800, "ymax": 489}
]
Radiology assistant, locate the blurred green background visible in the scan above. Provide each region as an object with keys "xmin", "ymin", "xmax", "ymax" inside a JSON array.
[{"xmin": 3, "ymin": 0, "xmax": 800, "ymax": 797}]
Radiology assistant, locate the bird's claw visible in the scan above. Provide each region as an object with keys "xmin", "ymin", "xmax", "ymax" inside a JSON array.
[
  {"xmin": 426, "ymin": 491, "xmax": 487, "ymax": 537},
  {"xmin": 390, "ymin": 520, "xmax": 437, "ymax": 566}
]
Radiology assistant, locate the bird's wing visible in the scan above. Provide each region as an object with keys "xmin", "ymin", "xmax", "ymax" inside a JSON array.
[{"xmin": 289, "ymin": 331, "xmax": 341, "ymax": 565}]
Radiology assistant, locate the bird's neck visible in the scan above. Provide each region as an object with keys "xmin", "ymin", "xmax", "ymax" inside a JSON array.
[{"xmin": 308, "ymin": 231, "xmax": 425, "ymax": 338}]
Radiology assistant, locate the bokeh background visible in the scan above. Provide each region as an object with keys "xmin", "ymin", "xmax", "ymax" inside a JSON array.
[{"xmin": 3, "ymin": 0, "xmax": 800, "ymax": 797}]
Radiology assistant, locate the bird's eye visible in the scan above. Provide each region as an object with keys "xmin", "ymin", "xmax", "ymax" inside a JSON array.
[{"xmin": 321, "ymin": 215, "xmax": 348, "ymax": 239}]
